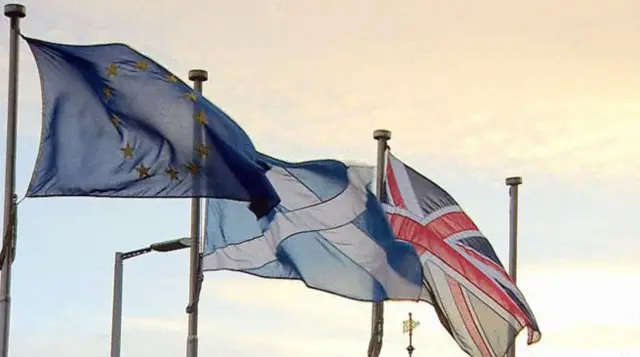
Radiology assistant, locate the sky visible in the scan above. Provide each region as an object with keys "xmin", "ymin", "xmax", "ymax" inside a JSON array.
[{"xmin": 0, "ymin": 0, "xmax": 638, "ymax": 356}]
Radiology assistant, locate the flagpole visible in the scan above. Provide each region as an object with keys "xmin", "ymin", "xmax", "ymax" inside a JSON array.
[
  {"xmin": 368, "ymin": 129, "xmax": 391, "ymax": 357},
  {"xmin": 505, "ymin": 176, "xmax": 522, "ymax": 357},
  {"xmin": 186, "ymin": 69, "xmax": 208, "ymax": 357},
  {"xmin": 0, "ymin": 5, "xmax": 25, "ymax": 357}
]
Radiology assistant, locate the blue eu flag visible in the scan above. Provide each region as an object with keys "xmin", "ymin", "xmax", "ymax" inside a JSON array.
[{"xmin": 23, "ymin": 36, "xmax": 279, "ymax": 217}]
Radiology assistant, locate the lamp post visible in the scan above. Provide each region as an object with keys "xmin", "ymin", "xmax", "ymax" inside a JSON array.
[{"xmin": 110, "ymin": 237, "xmax": 191, "ymax": 357}]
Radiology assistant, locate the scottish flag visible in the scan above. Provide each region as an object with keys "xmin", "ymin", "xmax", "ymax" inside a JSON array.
[
  {"xmin": 203, "ymin": 155, "xmax": 424, "ymax": 302},
  {"xmin": 23, "ymin": 36, "xmax": 279, "ymax": 216}
]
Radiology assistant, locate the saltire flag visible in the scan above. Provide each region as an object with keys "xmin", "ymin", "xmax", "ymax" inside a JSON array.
[
  {"xmin": 383, "ymin": 152, "xmax": 541, "ymax": 357},
  {"xmin": 23, "ymin": 36, "xmax": 279, "ymax": 217},
  {"xmin": 202, "ymin": 154, "xmax": 425, "ymax": 302}
]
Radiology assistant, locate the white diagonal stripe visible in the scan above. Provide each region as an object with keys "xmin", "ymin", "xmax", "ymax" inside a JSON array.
[
  {"xmin": 420, "ymin": 252, "xmax": 520, "ymax": 327},
  {"xmin": 203, "ymin": 166, "xmax": 370, "ymax": 270},
  {"xmin": 202, "ymin": 164, "xmax": 421, "ymax": 298},
  {"xmin": 388, "ymin": 154, "xmax": 424, "ymax": 218},
  {"xmin": 267, "ymin": 166, "xmax": 322, "ymax": 210}
]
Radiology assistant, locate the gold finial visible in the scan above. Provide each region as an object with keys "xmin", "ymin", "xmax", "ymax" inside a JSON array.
[{"xmin": 403, "ymin": 313, "xmax": 419, "ymax": 357}]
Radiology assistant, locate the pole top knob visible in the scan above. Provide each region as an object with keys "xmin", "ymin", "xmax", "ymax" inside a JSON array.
[
  {"xmin": 4, "ymin": 4, "xmax": 25, "ymax": 18},
  {"xmin": 188, "ymin": 69, "xmax": 208, "ymax": 82},
  {"xmin": 373, "ymin": 129, "xmax": 391, "ymax": 141},
  {"xmin": 505, "ymin": 176, "xmax": 523, "ymax": 186}
]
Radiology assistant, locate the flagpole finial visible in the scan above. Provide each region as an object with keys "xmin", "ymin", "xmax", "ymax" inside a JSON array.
[
  {"xmin": 4, "ymin": 4, "xmax": 25, "ymax": 18},
  {"xmin": 188, "ymin": 69, "xmax": 208, "ymax": 82},
  {"xmin": 373, "ymin": 129, "xmax": 391, "ymax": 141},
  {"xmin": 404, "ymin": 312, "xmax": 417, "ymax": 357},
  {"xmin": 505, "ymin": 176, "xmax": 522, "ymax": 186}
]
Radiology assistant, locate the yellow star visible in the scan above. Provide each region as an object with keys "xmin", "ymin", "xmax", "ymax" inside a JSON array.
[
  {"xmin": 165, "ymin": 74, "xmax": 178, "ymax": 83},
  {"xmin": 185, "ymin": 92, "xmax": 197, "ymax": 102},
  {"xmin": 185, "ymin": 162, "xmax": 201, "ymax": 176},
  {"xmin": 166, "ymin": 166, "xmax": 179, "ymax": 181},
  {"xmin": 106, "ymin": 63, "xmax": 118, "ymax": 77},
  {"xmin": 135, "ymin": 163, "xmax": 151, "ymax": 178},
  {"xmin": 195, "ymin": 143, "xmax": 210, "ymax": 158},
  {"xmin": 104, "ymin": 87, "xmax": 113, "ymax": 100},
  {"xmin": 194, "ymin": 110, "xmax": 208, "ymax": 125},
  {"xmin": 135, "ymin": 60, "xmax": 149, "ymax": 71},
  {"xmin": 111, "ymin": 115, "xmax": 122, "ymax": 128},
  {"xmin": 120, "ymin": 142, "xmax": 134, "ymax": 159}
]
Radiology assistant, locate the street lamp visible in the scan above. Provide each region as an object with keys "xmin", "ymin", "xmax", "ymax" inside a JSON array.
[{"xmin": 110, "ymin": 238, "xmax": 191, "ymax": 357}]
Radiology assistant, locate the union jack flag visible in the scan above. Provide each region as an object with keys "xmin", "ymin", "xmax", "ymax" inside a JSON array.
[{"xmin": 382, "ymin": 153, "xmax": 541, "ymax": 357}]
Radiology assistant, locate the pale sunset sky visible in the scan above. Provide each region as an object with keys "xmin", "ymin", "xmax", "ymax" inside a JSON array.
[{"xmin": 0, "ymin": 1, "xmax": 638, "ymax": 356}]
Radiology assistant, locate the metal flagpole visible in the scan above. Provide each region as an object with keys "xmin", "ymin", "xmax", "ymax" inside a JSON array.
[
  {"xmin": 505, "ymin": 176, "xmax": 522, "ymax": 357},
  {"xmin": 368, "ymin": 129, "xmax": 391, "ymax": 357},
  {"xmin": 0, "ymin": 5, "xmax": 25, "ymax": 357},
  {"xmin": 186, "ymin": 69, "xmax": 208, "ymax": 357}
]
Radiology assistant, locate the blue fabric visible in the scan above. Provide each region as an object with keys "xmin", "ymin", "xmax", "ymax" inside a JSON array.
[
  {"xmin": 23, "ymin": 36, "xmax": 279, "ymax": 217},
  {"xmin": 203, "ymin": 154, "xmax": 424, "ymax": 302}
]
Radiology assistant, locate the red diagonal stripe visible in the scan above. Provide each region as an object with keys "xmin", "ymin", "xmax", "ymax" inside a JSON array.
[
  {"xmin": 385, "ymin": 156, "xmax": 407, "ymax": 209},
  {"xmin": 448, "ymin": 278, "xmax": 494, "ymax": 357},
  {"xmin": 388, "ymin": 213, "xmax": 529, "ymax": 326},
  {"xmin": 456, "ymin": 243, "xmax": 514, "ymax": 284},
  {"xmin": 389, "ymin": 211, "xmax": 478, "ymax": 248}
]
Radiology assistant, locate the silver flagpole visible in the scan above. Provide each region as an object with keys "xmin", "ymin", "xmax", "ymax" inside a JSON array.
[
  {"xmin": 368, "ymin": 129, "xmax": 391, "ymax": 357},
  {"xmin": 186, "ymin": 69, "xmax": 208, "ymax": 357},
  {"xmin": 505, "ymin": 176, "xmax": 522, "ymax": 357},
  {"xmin": 0, "ymin": 5, "xmax": 25, "ymax": 357}
]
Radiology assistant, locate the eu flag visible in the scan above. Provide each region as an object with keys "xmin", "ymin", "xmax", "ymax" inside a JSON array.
[{"xmin": 23, "ymin": 36, "xmax": 280, "ymax": 217}]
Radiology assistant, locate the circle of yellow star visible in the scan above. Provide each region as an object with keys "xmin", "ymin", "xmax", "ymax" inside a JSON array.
[
  {"xmin": 104, "ymin": 87, "xmax": 113, "ymax": 100},
  {"xmin": 185, "ymin": 162, "xmax": 201, "ymax": 176},
  {"xmin": 194, "ymin": 111, "xmax": 208, "ymax": 125},
  {"xmin": 165, "ymin": 74, "xmax": 178, "ymax": 83},
  {"xmin": 166, "ymin": 166, "xmax": 179, "ymax": 181},
  {"xmin": 135, "ymin": 60, "xmax": 149, "ymax": 71},
  {"xmin": 195, "ymin": 143, "xmax": 210, "ymax": 158},
  {"xmin": 106, "ymin": 63, "xmax": 118, "ymax": 77},
  {"xmin": 136, "ymin": 164, "xmax": 151, "ymax": 178},
  {"xmin": 111, "ymin": 115, "xmax": 122, "ymax": 128},
  {"xmin": 120, "ymin": 142, "xmax": 134, "ymax": 159},
  {"xmin": 185, "ymin": 92, "xmax": 197, "ymax": 102}
]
